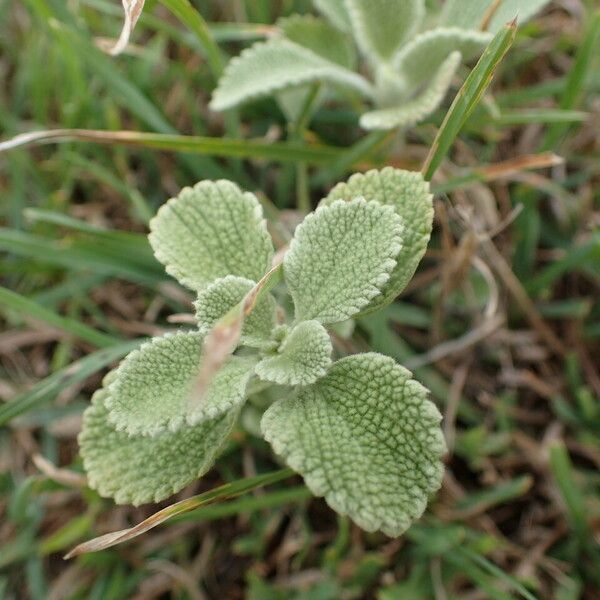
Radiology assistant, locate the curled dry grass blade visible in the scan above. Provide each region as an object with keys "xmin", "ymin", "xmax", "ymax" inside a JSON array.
[
  {"xmin": 104, "ymin": 0, "xmax": 145, "ymax": 56},
  {"xmin": 190, "ymin": 262, "xmax": 284, "ymax": 408},
  {"xmin": 65, "ymin": 468, "xmax": 293, "ymax": 557}
]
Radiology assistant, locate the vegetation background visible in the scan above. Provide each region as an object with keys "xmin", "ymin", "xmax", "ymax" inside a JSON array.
[{"xmin": 0, "ymin": 0, "xmax": 599, "ymax": 598}]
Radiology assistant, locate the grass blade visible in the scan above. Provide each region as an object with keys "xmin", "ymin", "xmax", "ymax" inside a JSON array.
[
  {"xmin": 159, "ymin": 0, "xmax": 225, "ymax": 79},
  {"xmin": 541, "ymin": 11, "xmax": 600, "ymax": 150},
  {"xmin": 0, "ymin": 286, "xmax": 118, "ymax": 348},
  {"xmin": 0, "ymin": 340, "xmax": 142, "ymax": 426},
  {"xmin": 422, "ymin": 20, "xmax": 516, "ymax": 181},
  {"xmin": 65, "ymin": 468, "xmax": 294, "ymax": 557},
  {"xmin": 0, "ymin": 129, "xmax": 341, "ymax": 165}
]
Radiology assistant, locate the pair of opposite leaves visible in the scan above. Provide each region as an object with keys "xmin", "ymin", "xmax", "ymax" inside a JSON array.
[
  {"xmin": 80, "ymin": 168, "xmax": 446, "ymax": 537},
  {"xmin": 210, "ymin": 0, "xmax": 551, "ymax": 130}
]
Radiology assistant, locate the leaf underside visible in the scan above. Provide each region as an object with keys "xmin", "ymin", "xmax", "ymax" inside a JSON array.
[
  {"xmin": 195, "ymin": 276, "xmax": 277, "ymax": 348},
  {"xmin": 262, "ymin": 353, "xmax": 446, "ymax": 536},
  {"xmin": 210, "ymin": 39, "xmax": 373, "ymax": 112},
  {"xmin": 255, "ymin": 320, "xmax": 332, "ymax": 385},
  {"xmin": 322, "ymin": 167, "xmax": 433, "ymax": 309},
  {"xmin": 439, "ymin": 0, "xmax": 551, "ymax": 33},
  {"xmin": 149, "ymin": 180, "xmax": 273, "ymax": 291},
  {"xmin": 104, "ymin": 331, "xmax": 255, "ymax": 436},
  {"xmin": 313, "ymin": 0, "xmax": 352, "ymax": 32},
  {"xmin": 394, "ymin": 27, "xmax": 492, "ymax": 90},
  {"xmin": 345, "ymin": 0, "xmax": 424, "ymax": 62},
  {"xmin": 80, "ymin": 376, "xmax": 236, "ymax": 506},
  {"xmin": 283, "ymin": 198, "xmax": 403, "ymax": 324},
  {"xmin": 279, "ymin": 14, "xmax": 356, "ymax": 69},
  {"xmin": 361, "ymin": 52, "xmax": 462, "ymax": 131}
]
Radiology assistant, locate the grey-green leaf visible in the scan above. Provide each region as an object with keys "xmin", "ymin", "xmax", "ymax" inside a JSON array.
[
  {"xmin": 104, "ymin": 331, "xmax": 256, "ymax": 436},
  {"xmin": 261, "ymin": 353, "xmax": 446, "ymax": 536},
  {"xmin": 439, "ymin": 0, "xmax": 551, "ymax": 34},
  {"xmin": 283, "ymin": 198, "xmax": 403, "ymax": 324},
  {"xmin": 361, "ymin": 52, "xmax": 462, "ymax": 130},
  {"xmin": 322, "ymin": 167, "xmax": 433, "ymax": 309},
  {"xmin": 210, "ymin": 39, "xmax": 374, "ymax": 112},
  {"xmin": 149, "ymin": 180, "xmax": 273, "ymax": 291},
  {"xmin": 393, "ymin": 28, "xmax": 492, "ymax": 91},
  {"xmin": 81, "ymin": 379, "xmax": 235, "ymax": 506},
  {"xmin": 313, "ymin": 0, "xmax": 352, "ymax": 32},
  {"xmin": 255, "ymin": 320, "xmax": 332, "ymax": 385},
  {"xmin": 195, "ymin": 276, "xmax": 277, "ymax": 348},
  {"xmin": 345, "ymin": 0, "xmax": 425, "ymax": 63},
  {"xmin": 280, "ymin": 14, "xmax": 356, "ymax": 69}
]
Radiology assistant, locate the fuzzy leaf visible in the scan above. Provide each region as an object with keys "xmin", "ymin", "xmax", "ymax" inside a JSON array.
[
  {"xmin": 255, "ymin": 320, "xmax": 332, "ymax": 385},
  {"xmin": 210, "ymin": 39, "xmax": 374, "ymax": 112},
  {"xmin": 313, "ymin": 0, "xmax": 352, "ymax": 31},
  {"xmin": 149, "ymin": 180, "xmax": 273, "ymax": 291},
  {"xmin": 322, "ymin": 167, "xmax": 433, "ymax": 309},
  {"xmin": 262, "ymin": 353, "xmax": 446, "ymax": 536},
  {"xmin": 80, "ymin": 374, "xmax": 236, "ymax": 505},
  {"xmin": 345, "ymin": 0, "xmax": 424, "ymax": 63},
  {"xmin": 280, "ymin": 15, "xmax": 356, "ymax": 68},
  {"xmin": 104, "ymin": 332, "xmax": 255, "ymax": 436},
  {"xmin": 195, "ymin": 276, "xmax": 277, "ymax": 348},
  {"xmin": 283, "ymin": 198, "xmax": 403, "ymax": 324},
  {"xmin": 394, "ymin": 28, "xmax": 492, "ymax": 91},
  {"xmin": 439, "ymin": 0, "xmax": 551, "ymax": 33},
  {"xmin": 361, "ymin": 51, "xmax": 462, "ymax": 130}
]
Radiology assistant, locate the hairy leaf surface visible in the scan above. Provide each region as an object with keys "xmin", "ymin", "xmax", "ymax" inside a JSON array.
[
  {"xmin": 361, "ymin": 52, "xmax": 462, "ymax": 130},
  {"xmin": 105, "ymin": 332, "xmax": 255, "ymax": 435},
  {"xmin": 322, "ymin": 168, "xmax": 432, "ymax": 308},
  {"xmin": 345, "ymin": 0, "xmax": 424, "ymax": 62},
  {"xmin": 80, "ymin": 376, "xmax": 236, "ymax": 505},
  {"xmin": 313, "ymin": 0, "xmax": 351, "ymax": 31},
  {"xmin": 283, "ymin": 198, "xmax": 403, "ymax": 323},
  {"xmin": 262, "ymin": 353, "xmax": 446, "ymax": 536},
  {"xmin": 210, "ymin": 39, "xmax": 374, "ymax": 111},
  {"xmin": 280, "ymin": 14, "xmax": 356, "ymax": 68},
  {"xmin": 255, "ymin": 320, "xmax": 332, "ymax": 385},
  {"xmin": 195, "ymin": 276, "xmax": 277, "ymax": 347},
  {"xmin": 439, "ymin": 0, "xmax": 551, "ymax": 33},
  {"xmin": 394, "ymin": 28, "xmax": 492, "ymax": 90},
  {"xmin": 149, "ymin": 180, "xmax": 273, "ymax": 290}
]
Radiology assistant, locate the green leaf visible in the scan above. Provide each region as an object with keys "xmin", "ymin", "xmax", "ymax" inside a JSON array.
[
  {"xmin": 361, "ymin": 52, "xmax": 462, "ymax": 130},
  {"xmin": 261, "ymin": 353, "xmax": 445, "ymax": 536},
  {"xmin": 345, "ymin": 0, "xmax": 424, "ymax": 63},
  {"xmin": 279, "ymin": 14, "xmax": 356, "ymax": 69},
  {"xmin": 104, "ymin": 332, "xmax": 255, "ymax": 436},
  {"xmin": 210, "ymin": 39, "xmax": 374, "ymax": 112},
  {"xmin": 255, "ymin": 320, "xmax": 332, "ymax": 385},
  {"xmin": 322, "ymin": 168, "xmax": 433, "ymax": 309},
  {"xmin": 149, "ymin": 180, "xmax": 274, "ymax": 291},
  {"xmin": 195, "ymin": 276, "xmax": 277, "ymax": 347},
  {"xmin": 283, "ymin": 198, "xmax": 403, "ymax": 324},
  {"xmin": 80, "ymin": 377, "xmax": 236, "ymax": 505},
  {"xmin": 393, "ymin": 28, "xmax": 492, "ymax": 91},
  {"xmin": 439, "ymin": 0, "xmax": 551, "ymax": 34},
  {"xmin": 421, "ymin": 22, "xmax": 516, "ymax": 181},
  {"xmin": 313, "ymin": 0, "xmax": 352, "ymax": 32}
]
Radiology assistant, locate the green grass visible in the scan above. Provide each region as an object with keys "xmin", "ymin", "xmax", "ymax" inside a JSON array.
[{"xmin": 1, "ymin": 0, "xmax": 600, "ymax": 598}]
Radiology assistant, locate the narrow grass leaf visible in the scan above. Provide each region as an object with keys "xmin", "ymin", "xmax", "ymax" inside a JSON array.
[
  {"xmin": 65, "ymin": 468, "xmax": 293, "ymax": 557},
  {"xmin": 0, "ymin": 129, "xmax": 341, "ymax": 164},
  {"xmin": 0, "ymin": 340, "xmax": 142, "ymax": 426},
  {"xmin": 422, "ymin": 21, "xmax": 516, "ymax": 181},
  {"xmin": 0, "ymin": 286, "xmax": 118, "ymax": 348}
]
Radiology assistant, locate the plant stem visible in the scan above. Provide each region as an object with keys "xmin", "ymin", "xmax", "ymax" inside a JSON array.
[{"xmin": 289, "ymin": 84, "xmax": 321, "ymax": 213}]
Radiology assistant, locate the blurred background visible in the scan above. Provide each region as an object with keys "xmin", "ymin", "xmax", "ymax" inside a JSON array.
[{"xmin": 0, "ymin": 0, "xmax": 599, "ymax": 598}]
